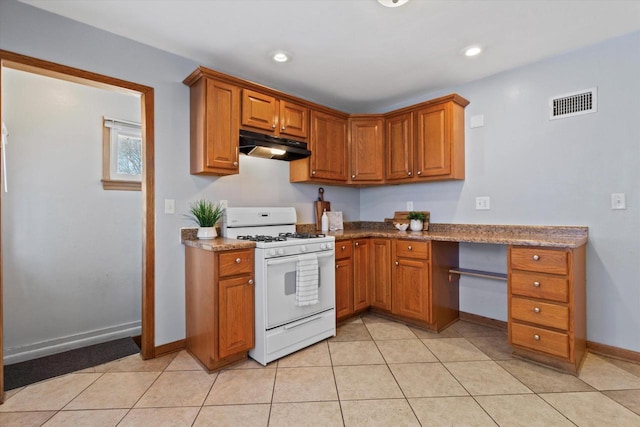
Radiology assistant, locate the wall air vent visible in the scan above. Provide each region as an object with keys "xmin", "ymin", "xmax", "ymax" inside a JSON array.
[{"xmin": 549, "ymin": 87, "xmax": 597, "ymax": 120}]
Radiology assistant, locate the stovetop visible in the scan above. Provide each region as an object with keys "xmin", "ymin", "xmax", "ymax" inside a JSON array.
[{"xmin": 236, "ymin": 232, "xmax": 327, "ymax": 243}]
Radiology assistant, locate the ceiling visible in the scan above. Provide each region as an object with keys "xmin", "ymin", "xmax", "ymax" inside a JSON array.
[{"xmin": 19, "ymin": 0, "xmax": 640, "ymax": 113}]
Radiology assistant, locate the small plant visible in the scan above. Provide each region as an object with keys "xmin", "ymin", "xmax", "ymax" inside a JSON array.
[
  {"xmin": 185, "ymin": 199, "xmax": 224, "ymax": 227},
  {"xmin": 407, "ymin": 211, "xmax": 427, "ymax": 222}
]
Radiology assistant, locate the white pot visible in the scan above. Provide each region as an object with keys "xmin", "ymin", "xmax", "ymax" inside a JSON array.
[
  {"xmin": 409, "ymin": 219, "xmax": 423, "ymax": 231},
  {"xmin": 197, "ymin": 226, "xmax": 217, "ymax": 239}
]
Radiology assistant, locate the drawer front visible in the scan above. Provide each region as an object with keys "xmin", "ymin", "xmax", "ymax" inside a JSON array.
[
  {"xmin": 511, "ymin": 271, "xmax": 569, "ymax": 303},
  {"xmin": 511, "ymin": 322, "xmax": 569, "ymax": 358},
  {"xmin": 336, "ymin": 241, "xmax": 353, "ymax": 260},
  {"xmin": 395, "ymin": 240, "xmax": 429, "ymax": 259},
  {"xmin": 511, "ymin": 297, "xmax": 569, "ymax": 330},
  {"xmin": 218, "ymin": 250, "xmax": 254, "ymax": 278},
  {"xmin": 510, "ymin": 247, "xmax": 568, "ymax": 275}
]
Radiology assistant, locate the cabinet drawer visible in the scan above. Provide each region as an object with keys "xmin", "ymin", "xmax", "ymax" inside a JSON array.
[
  {"xmin": 336, "ymin": 241, "xmax": 353, "ymax": 260},
  {"xmin": 218, "ymin": 250, "xmax": 254, "ymax": 278},
  {"xmin": 510, "ymin": 247, "xmax": 568, "ymax": 275},
  {"xmin": 511, "ymin": 322, "xmax": 569, "ymax": 358},
  {"xmin": 511, "ymin": 297, "xmax": 569, "ymax": 330},
  {"xmin": 395, "ymin": 240, "xmax": 429, "ymax": 259},
  {"xmin": 511, "ymin": 271, "xmax": 569, "ymax": 303}
]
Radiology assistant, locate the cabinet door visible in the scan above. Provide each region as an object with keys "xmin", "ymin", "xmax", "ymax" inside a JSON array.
[
  {"xmin": 218, "ymin": 275, "xmax": 255, "ymax": 359},
  {"xmin": 309, "ymin": 110, "xmax": 348, "ymax": 181},
  {"xmin": 393, "ymin": 257, "xmax": 430, "ymax": 322},
  {"xmin": 193, "ymin": 78, "xmax": 240, "ymax": 174},
  {"xmin": 335, "ymin": 257, "xmax": 354, "ymax": 320},
  {"xmin": 370, "ymin": 239, "xmax": 391, "ymax": 311},
  {"xmin": 280, "ymin": 100, "xmax": 308, "ymax": 139},
  {"xmin": 385, "ymin": 112, "xmax": 414, "ymax": 181},
  {"xmin": 349, "ymin": 117, "xmax": 384, "ymax": 182},
  {"xmin": 415, "ymin": 102, "xmax": 451, "ymax": 178},
  {"xmin": 242, "ymin": 89, "xmax": 277, "ymax": 132},
  {"xmin": 353, "ymin": 239, "xmax": 370, "ymax": 311}
]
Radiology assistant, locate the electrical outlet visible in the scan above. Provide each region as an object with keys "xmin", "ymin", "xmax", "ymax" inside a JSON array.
[
  {"xmin": 164, "ymin": 199, "xmax": 175, "ymax": 214},
  {"xmin": 611, "ymin": 193, "xmax": 626, "ymax": 210},
  {"xmin": 475, "ymin": 196, "xmax": 491, "ymax": 210},
  {"xmin": 220, "ymin": 199, "xmax": 229, "ymax": 209},
  {"xmin": 407, "ymin": 201, "xmax": 414, "ymax": 211}
]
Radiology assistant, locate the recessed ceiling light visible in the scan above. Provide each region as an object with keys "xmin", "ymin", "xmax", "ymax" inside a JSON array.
[
  {"xmin": 464, "ymin": 46, "xmax": 482, "ymax": 57},
  {"xmin": 377, "ymin": 0, "xmax": 410, "ymax": 8},
  {"xmin": 272, "ymin": 51, "xmax": 290, "ymax": 63}
]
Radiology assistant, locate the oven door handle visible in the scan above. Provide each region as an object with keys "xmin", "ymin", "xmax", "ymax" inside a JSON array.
[
  {"xmin": 266, "ymin": 250, "xmax": 334, "ymax": 266},
  {"xmin": 283, "ymin": 314, "xmax": 324, "ymax": 330}
]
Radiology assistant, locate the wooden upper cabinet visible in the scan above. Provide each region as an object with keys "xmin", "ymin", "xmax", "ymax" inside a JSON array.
[
  {"xmin": 280, "ymin": 100, "xmax": 308, "ymax": 138},
  {"xmin": 242, "ymin": 89, "xmax": 309, "ymax": 139},
  {"xmin": 300, "ymin": 110, "xmax": 348, "ymax": 182},
  {"xmin": 414, "ymin": 99, "xmax": 466, "ymax": 181},
  {"xmin": 242, "ymin": 89, "xmax": 277, "ymax": 132},
  {"xmin": 188, "ymin": 77, "xmax": 240, "ymax": 175},
  {"xmin": 385, "ymin": 112, "xmax": 414, "ymax": 181},
  {"xmin": 349, "ymin": 116, "xmax": 384, "ymax": 183}
]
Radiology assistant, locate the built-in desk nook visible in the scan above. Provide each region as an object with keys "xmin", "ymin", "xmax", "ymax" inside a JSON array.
[{"xmin": 322, "ymin": 223, "xmax": 588, "ymax": 373}]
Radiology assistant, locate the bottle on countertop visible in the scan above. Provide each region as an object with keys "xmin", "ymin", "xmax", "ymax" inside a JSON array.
[{"xmin": 321, "ymin": 209, "xmax": 329, "ymax": 232}]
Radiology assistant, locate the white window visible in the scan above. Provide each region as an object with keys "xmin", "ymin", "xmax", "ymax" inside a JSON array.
[{"xmin": 102, "ymin": 117, "xmax": 142, "ymax": 191}]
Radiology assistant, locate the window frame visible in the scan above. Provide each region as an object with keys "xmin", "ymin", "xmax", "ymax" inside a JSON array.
[{"xmin": 102, "ymin": 117, "xmax": 142, "ymax": 191}]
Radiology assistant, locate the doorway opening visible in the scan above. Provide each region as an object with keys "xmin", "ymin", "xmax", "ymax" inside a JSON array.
[{"xmin": 0, "ymin": 50, "xmax": 155, "ymax": 402}]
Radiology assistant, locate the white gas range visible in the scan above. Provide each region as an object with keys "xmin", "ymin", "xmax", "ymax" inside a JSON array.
[{"xmin": 222, "ymin": 207, "xmax": 336, "ymax": 365}]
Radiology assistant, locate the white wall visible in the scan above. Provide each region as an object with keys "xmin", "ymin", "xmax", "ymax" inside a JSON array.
[
  {"xmin": 361, "ymin": 32, "xmax": 640, "ymax": 352},
  {"xmin": 0, "ymin": 0, "xmax": 360, "ymax": 347},
  {"xmin": 1, "ymin": 68, "xmax": 142, "ymax": 362}
]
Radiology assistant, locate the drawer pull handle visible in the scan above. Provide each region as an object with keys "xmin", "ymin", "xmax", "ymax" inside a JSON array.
[
  {"xmin": 533, "ymin": 334, "xmax": 540, "ymax": 341},
  {"xmin": 533, "ymin": 281, "xmax": 540, "ymax": 287},
  {"xmin": 235, "ymin": 258, "xmax": 241, "ymax": 264},
  {"xmin": 532, "ymin": 255, "xmax": 540, "ymax": 261},
  {"xmin": 408, "ymin": 245, "xmax": 413, "ymax": 251},
  {"xmin": 248, "ymin": 279, "xmax": 254, "ymax": 285},
  {"xmin": 533, "ymin": 307, "xmax": 541, "ymax": 313}
]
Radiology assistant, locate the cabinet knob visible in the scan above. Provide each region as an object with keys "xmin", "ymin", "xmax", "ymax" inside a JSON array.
[
  {"xmin": 395, "ymin": 260, "xmax": 399, "ymax": 266},
  {"xmin": 533, "ymin": 334, "xmax": 540, "ymax": 341},
  {"xmin": 533, "ymin": 281, "xmax": 540, "ymax": 287},
  {"xmin": 533, "ymin": 307, "xmax": 541, "ymax": 313},
  {"xmin": 281, "ymin": 126, "xmax": 286, "ymax": 131},
  {"xmin": 408, "ymin": 245, "xmax": 412, "ymax": 251},
  {"xmin": 532, "ymin": 255, "xmax": 540, "ymax": 261},
  {"xmin": 312, "ymin": 170, "xmax": 316, "ymax": 175},
  {"xmin": 408, "ymin": 171, "xmax": 412, "ymax": 176},
  {"xmin": 355, "ymin": 242, "xmax": 359, "ymax": 246},
  {"xmin": 272, "ymin": 123, "xmax": 276, "ymax": 129},
  {"xmin": 417, "ymin": 171, "xmax": 422, "ymax": 176},
  {"xmin": 351, "ymin": 175, "xmax": 356, "ymax": 179},
  {"xmin": 235, "ymin": 258, "xmax": 241, "ymax": 264},
  {"xmin": 341, "ymin": 245, "xmax": 346, "ymax": 250},
  {"xmin": 233, "ymin": 161, "xmax": 238, "ymax": 167},
  {"xmin": 248, "ymin": 279, "xmax": 254, "ymax": 285},
  {"xmin": 336, "ymin": 264, "xmax": 339, "ymax": 269}
]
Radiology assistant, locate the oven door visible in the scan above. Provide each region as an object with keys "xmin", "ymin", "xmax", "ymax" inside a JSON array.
[{"xmin": 264, "ymin": 251, "xmax": 335, "ymax": 329}]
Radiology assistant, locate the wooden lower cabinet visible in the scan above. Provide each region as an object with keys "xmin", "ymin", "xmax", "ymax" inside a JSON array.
[
  {"xmin": 370, "ymin": 239, "xmax": 392, "ymax": 310},
  {"xmin": 508, "ymin": 245, "xmax": 586, "ymax": 372},
  {"xmin": 353, "ymin": 239, "xmax": 371, "ymax": 311},
  {"xmin": 392, "ymin": 240, "xmax": 430, "ymax": 322},
  {"xmin": 335, "ymin": 241, "xmax": 354, "ymax": 321},
  {"xmin": 185, "ymin": 246, "xmax": 255, "ymax": 370}
]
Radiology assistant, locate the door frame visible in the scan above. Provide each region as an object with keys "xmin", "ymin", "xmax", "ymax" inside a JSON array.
[{"xmin": 0, "ymin": 49, "xmax": 156, "ymax": 402}]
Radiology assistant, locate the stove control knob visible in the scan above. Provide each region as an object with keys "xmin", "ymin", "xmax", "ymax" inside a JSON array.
[
  {"xmin": 327, "ymin": 242, "xmax": 334, "ymax": 249},
  {"xmin": 320, "ymin": 243, "xmax": 327, "ymax": 250},
  {"xmin": 300, "ymin": 245, "xmax": 307, "ymax": 252},
  {"xmin": 277, "ymin": 248, "xmax": 285, "ymax": 256},
  {"xmin": 269, "ymin": 249, "xmax": 277, "ymax": 256}
]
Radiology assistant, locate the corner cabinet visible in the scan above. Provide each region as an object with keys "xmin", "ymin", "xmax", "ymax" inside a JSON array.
[
  {"xmin": 348, "ymin": 116, "xmax": 385, "ymax": 184},
  {"xmin": 290, "ymin": 110, "xmax": 348, "ymax": 183},
  {"xmin": 185, "ymin": 246, "xmax": 255, "ymax": 370},
  {"xmin": 187, "ymin": 76, "xmax": 241, "ymax": 175},
  {"xmin": 508, "ymin": 245, "xmax": 587, "ymax": 373}
]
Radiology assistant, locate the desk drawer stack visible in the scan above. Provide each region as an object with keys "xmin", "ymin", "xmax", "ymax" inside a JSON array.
[{"xmin": 508, "ymin": 245, "xmax": 587, "ymax": 373}]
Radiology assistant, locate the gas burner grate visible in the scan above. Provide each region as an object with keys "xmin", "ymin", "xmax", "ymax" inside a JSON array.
[
  {"xmin": 237, "ymin": 235, "xmax": 288, "ymax": 242},
  {"xmin": 279, "ymin": 232, "xmax": 326, "ymax": 239}
]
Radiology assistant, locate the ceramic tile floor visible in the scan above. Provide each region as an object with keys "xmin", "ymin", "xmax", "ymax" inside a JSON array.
[{"xmin": 2, "ymin": 315, "xmax": 640, "ymax": 426}]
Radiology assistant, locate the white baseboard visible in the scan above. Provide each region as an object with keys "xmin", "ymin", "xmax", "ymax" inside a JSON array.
[{"xmin": 3, "ymin": 321, "xmax": 141, "ymax": 365}]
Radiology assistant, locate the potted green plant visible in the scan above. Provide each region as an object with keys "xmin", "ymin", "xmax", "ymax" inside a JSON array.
[
  {"xmin": 407, "ymin": 211, "xmax": 427, "ymax": 231},
  {"xmin": 185, "ymin": 199, "xmax": 225, "ymax": 239}
]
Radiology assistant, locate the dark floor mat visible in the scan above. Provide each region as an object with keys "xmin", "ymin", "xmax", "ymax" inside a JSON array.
[{"xmin": 4, "ymin": 337, "xmax": 140, "ymax": 390}]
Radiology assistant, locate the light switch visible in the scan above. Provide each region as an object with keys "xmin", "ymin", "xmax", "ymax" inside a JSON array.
[
  {"xmin": 164, "ymin": 199, "xmax": 175, "ymax": 214},
  {"xmin": 611, "ymin": 193, "xmax": 626, "ymax": 210}
]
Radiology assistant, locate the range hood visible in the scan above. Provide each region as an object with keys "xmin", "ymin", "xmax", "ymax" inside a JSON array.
[{"xmin": 239, "ymin": 130, "xmax": 311, "ymax": 161}]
